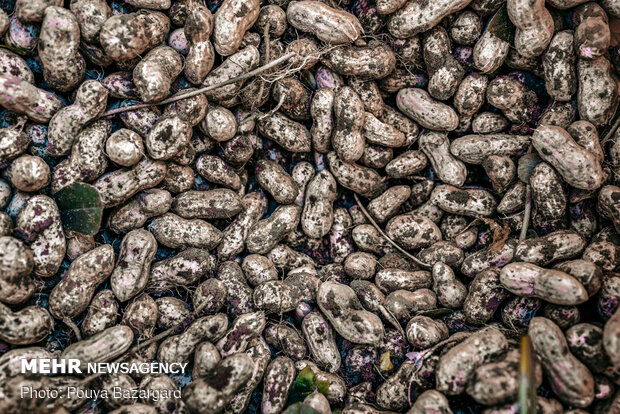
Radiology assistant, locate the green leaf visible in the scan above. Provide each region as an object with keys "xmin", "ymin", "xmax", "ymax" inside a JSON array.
[
  {"xmin": 486, "ymin": 4, "xmax": 515, "ymax": 43},
  {"xmin": 518, "ymin": 154, "xmax": 543, "ymax": 183},
  {"xmin": 316, "ymin": 380, "xmax": 330, "ymax": 397},
  {"xmin": 287, "ymin": 366, "xmax": 331, "ymax": 407},
  {"xmin": 53, "ymin": 183, "xmax": 103, "ymax": 236},
  {"xmin": 296, "ymin": 366, "xmax": 316, "ymax": 390}
]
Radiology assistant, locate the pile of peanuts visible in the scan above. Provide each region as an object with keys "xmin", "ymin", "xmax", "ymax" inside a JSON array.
[{"xmin": 1, "ymin": 0, "xmax": 620, "ymax": 412}]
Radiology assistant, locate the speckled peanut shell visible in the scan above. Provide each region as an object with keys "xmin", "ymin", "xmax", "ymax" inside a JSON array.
[
  {"xmin": 603, "ymin": 308, "xmax": 620, "ymax": 368},
  {"xmin": 486, "ymin": 76, "xmax": 536, "ymax": 123},
  {"xmin": 172, "ymin": 189, "xmax": 242, "ymax": 220},
  {"xmin": 106, "ymin": 128, "xmax": 144, "ymax": 168},
  {"xmin": 202, "ymin": 45, "xmax": 259, "ymax": 101},
  {"xmin": 216, "ymin": 311, "xmax": 266, "ymax": 357},
  {"xmin": 217, "ymin": 260, "xmax": 255, "ymax": 317},
  {"xmin": 218, "ymin": 192, "xmax": 267, "ymax": 259},
  {"xmin": 543, "ymin": 31, "xmax": 577, "ymax": 102},
  {"xmin": 376, "ymin": 360, "xmax": 417, "ymax": 410},
  {"xmin": 145, "ymin": 115, "xmax": 191, "ymax": 160},
  {"xmin": 133, "ymin": 46, "xmax": 182, "ymax": 103},
  {"xmin": 49, "ymin": 244, "xmax": 114, "ymax": 318},
  {"xmin": 388, "ymin": 0, "xmax": 471, "ymax": 38},
  {"xmin": 212, "ymin": 0, "xmax": 259, "ymax": 56},
  {"xmin": 121, "ymin": 293, "xmax": 158, "ymax": 339},
  {"xmin": 156, "ymin": 297, "xmax": 191, "ymax": 330},
  {"xmin": 322, "ymin": 40, "xmax": 396, "ymax": 81},
  {"xmin": 228, "ymin": 336, "xmax": 271, "ymax": 413},
  {"xmin": 533, "ymin": 125, "xmax": 604, "ymax": 191},
  {"xmin": 70, "ymin": 0, "xmax": 111, "ymax": 43},
  {"xmin": 473, "ymin": 31, "xmax": 510, "ymax": 74},
  {"xmin": 431, "ymin": 185, "xmax": 497, "ymax": 217},
  {"xmin": 362, "ymin": 114, "xmax": 403, "ymax": 149},
  {"xmin": 184, "ymin": 4, "xmax": 214, "ymax": 84},
  {"xmin": 0, "ymin": 48, "xmax": 33, "ymax": 83},
  {"xmin": 310, "ymin": 88, "xmax": 335, "ymax": 154},
  {"xmin": 61, "ymin": 325, "xmax": 133, "ymax": 370},
  {"xmin": 574, "ymin": 3, "xmax": 610, "ymax": 60},
  {"xmin": 464, "ymin": 268, "xmax": 511, "ymax": 325},
  {"xmin": 95, "ymin": 158, "xmax": 167, "ymax": 208},
  {"xmin": 500, "ymin": 262, "xmax": 588, "ymax": 305},
  {"xmin": 418, "ymin": 241, "xmax": 464, "ymax": 268},
  {"xmin": 564, "ymin": 323, "xmax": 610, "ymax": 374},
  {"xmin": 331, "ymin": 87, "xmax": 365, "ymax": 163},
  {"xmin": 272, "ymin": 77, "xmax": 311, "ymax": 121},
  {"xmin": 406, "ymin": 316, "xmax": 449, "ymax": 349},
  {"xmin": 52, "ymin": 119, "xmax": 110, "ymax": 193},
  {"xmin": 15, "ymin": 195, "xmax": 66, "ymax": 277},
  {"xmin": 301, "ymin": 169, "xmax": 337, "ymax": 239},
  {"xmin": 158, "ymin": 313, "xmax": 228, "ymax": 365},
  {"xmin": 436, "ymin": 327, "xmax": 508, "ymax": 395},
  {"xmin": 0, "ymin": 119, "xmax": 29, "ymax": 164},
  {"xmin": 0, "ymin": 236, "xmax": 34, "ymax": 305},
  {"xmin": 149, "ymin": 212, "xmax": 222, "ymax": 250},
  {"xmin": 467, "ymin": 349, "xmax": 543, "ymax": 406},
  {"xmin": 367, "ymin": 185, "xmax": 410, "ymax": 224},
  {"xmin": 577, "ymin": 56, "xmax": 617, "ymax": 127},
  {"xmin": 253, "ymin": 280, "xmax": 300, "ymax": 314},
  {"xmin": 385, "ymin": 213, "xmax": 441, "ymax": 250},
  {"xmin": 286, "ymin": 1, "xmax": 362, "ymax": 45},
  {"xmin": 257, "ymin": 111, "xmax": 312, "ymax": 153},
  {"xmin": 38, "ymin": 7, "xmax": 84, "ymax": 92},
  {"xmin": 317, "ymin": 281, "xmax": 385, "ymax": 345},
  {"xmin": 255, "ymin": 159, "xmax": 298, "ymax": 205},
  {"xmin": 183, "ymin": 353, "xmax": 254, "ymax": 413},
  {"xmin": 193, "ymin": 341, "xmax": 221, "ymax": 378},
  {"xmin": 99, "ymin": 10, "xmax": 170, "ymax": 61},
  {"xmin": 264, "ymin": 323, "xmax": 307, "ymax": 361},
  {"xmin": 514, "ymin": 230, "xmax": 586, "ymax": 266},
  {"xmin": 327, "ymin": 151, "xmax": 384, "ymax": 199},
  {"xmin": 245, "ymin": 204, "xmax": 301, "ymax": 254},
  {"xmin": 507, "ymin": 0, "xmax": 554, "ymax": 58},
  {"xmin": 381, "ymin": 104, "xmax": 420, "ymax": 145},
  {"xmin": 529, "ymin": 317, "xmax": 595, "ymax": 407},
  {"xmin": 302, "ymin": 311, "xmax": 341, "ymax": 373},
  {"xmin": 423, "ymin": 26, "xmax": 465, "ymax": 100},
  {"xmin": 81, "ymin": 290, "xmax": 118, "ymax": 338},
  {"xmin": 530, "ymin": 162, "xmax": 566, "ymax": 226},
  {"xmin": 108, "ymin": 230, "xmax": 156, "ymax": 302},
  {"xmin": 409, "ymin": 390, "xmax": 452, "ymax": 414},
  {"xmin": 0, "ymin": 302, "xmax": 53, "ymax": 345},
  {"xmin": 385, "ymin": 150, "xmax": 428, "ymax": 179},
  {"xmin": 376, "ymin": 268, "xmax": 432, "ymax": 293},
  {"xmin": 396, "ymin": 88, "xmax": 459, "ymax": 131},
  {"xmin": 108, "ymin": 189, "xmax": 171, "ymax": 234},
  {"xmin": 0, "ymin": 74, "xmax": 63, "ymax": 123},
  {"xmin": 432, "ymin": 262, "xmax": 467, "ymax": 308},
  {"xmin": 149, "ymin": 248, "xmax": 214, "ymax": 297},
  {"xmin": 419, "ymin": 131, "xmax": 467, "ymax": 187},
  {"xmin": 163, "ymin": 90, "xmax": 208, "ymax": 127},
  {"xmin": 450, "ymin": 134, "xmax": 530, "ymax": 164},
  {"xmin": 262, "ymin": 356, "xmax": 296, "ymax": 414}
]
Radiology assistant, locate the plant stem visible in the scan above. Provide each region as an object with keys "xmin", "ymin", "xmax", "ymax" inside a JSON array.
[
  {"xmin": 519, "ymin": 184, "xmax": 532, "ymax": 241},
  {"xmin": 353, "ymin": 193, "xmax": 430, "ymax": 268},
  {"xmin": 100, "ymin": 52, "xmax": 296, "ymax": 118}
]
